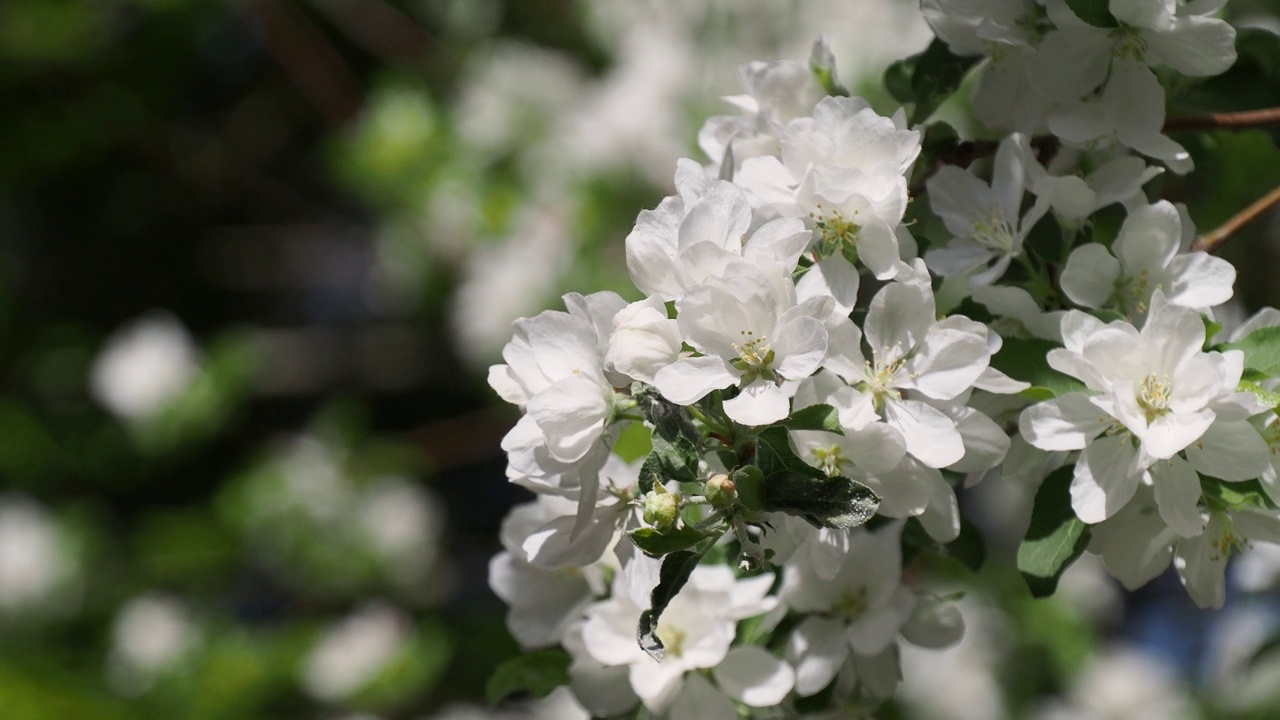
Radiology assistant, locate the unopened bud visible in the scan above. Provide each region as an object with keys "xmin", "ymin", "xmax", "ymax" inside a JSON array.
[
  {"xmin": 705, "ymin": 473, "xmax": 738, "ymax": 508},
  {"xmin": 642, "ymin": 488, "xmax": 679, "ymax": 531}
]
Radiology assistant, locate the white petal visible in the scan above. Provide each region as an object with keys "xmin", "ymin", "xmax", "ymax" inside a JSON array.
[
  {"xmin": 1060, "ymin": 243, "xmax": 1121, "ymax": 308},
  {"xmin": 1072, "ymin": 435, "xmax": 1142, "ymax": 524},
  {"xmin": 885, "ymin": 399, "xmax": 965, "ymax": 468},
  {"xmin": 714, "ymin": 646, "xmax": 796, "ymax": 707},
  {"xmin": 904, "ymin": 327, "xmax": 990, "ymax": 400},
  {"xmin": 797, "ymin": 254, "xmax": 860, "ymax": 316},
  {"xmin": 528, "ymin": 376, "xmax": 611, "ymax": 462},
  {"xmin": 1174, "ymin": 531, "xmax": 1227, "ymax": 609},
  {"xmin": 724, "ymin": 378, "xmax": 790, "ymax": 426},
  {"xmin": 1114, "ymin": 201, "xmax": 1181, "ymax": 277},
  {"xmin": 667, "ymin": 674, "xmax": 737, "ymax": 720},
  {"xmin": 1145, "ymin": 15, "xmax": 1237, "ymax": 77},
  {"xmin": 1019, "ymin": 394, "xmax": 1111, "ymax": 452},
  {"xmin": 786, "ymin": 616, "xmax": 849, "ymax": 696},
  {"xmin": 847, "ymin": 586, "xmax": 915, "ymax": 656},
  {"xmin": 1165, "ymin": 252, "xmax": 1235, "ymax": 309},
  {"xmin": 1091, "ymin": 486, "xmax": 1176, "ymax": 589},
  {"xmin": 1152, "ymin": 456, "xmax": 1206, "ymax": 538},
  {"xmin": 653, "ymin": 356, "xmax": 739, "ymax": 405},
  {"xmin": 1185, "ymin": 419, "xmax": 1271, "ymax": 481},
  {"xmin": 865, "ymin": 282, "xmax": 934, "ymax": 361},
  {"xmin": 919, "ymin": 469, "xmax": 962, "ymax": 542},
  {"xmin": 774, "ymin": 316, "xmax": 829, "ymax": 379}
]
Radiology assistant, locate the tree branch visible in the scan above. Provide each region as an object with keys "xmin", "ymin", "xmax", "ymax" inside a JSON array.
[
  {"xmin": 1190, "ymin": 183, "xmax": 1280, "ymax": 254},
  {"xmin": 1163, "ymin": 107, "xmax": 1280, "ymax": 133}
]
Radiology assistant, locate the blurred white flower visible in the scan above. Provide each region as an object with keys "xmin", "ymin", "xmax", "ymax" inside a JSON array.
[
  {"xmin": 90, "ymin": 311, "xmax": 200, "ymax": 421},
  {"xmin": 1035, "ymin": 646, "xmax": 1196, "ymax": 720},
  {"xmin": 107, "ymin": 594, "xmax": 197, "ymax": 695},
  {"xmin": 357, "ymin": 476, "xmax": 445, "ymax": 586},
  {"xmin": 0, "ymin": 496, "xmax": 76, "ymax": 614},
  {"xmin": 450, "ymin": 203, "xmax": 573, "ymax": 366},
  {"xmin": 301, "ymin": 602, "xmax": 412, "ymax": 702}
]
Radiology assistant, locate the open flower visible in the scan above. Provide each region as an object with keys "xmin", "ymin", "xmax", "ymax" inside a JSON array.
[
  {"xmin": 1021, "ymin": 297, "xmax": 1269, "ymax": 533},
  {"xmin": 653, "ymin": 273, "xmax": 827, "ymax": 426}
]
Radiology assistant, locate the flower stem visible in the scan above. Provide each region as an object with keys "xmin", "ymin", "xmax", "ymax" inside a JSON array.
[{"xmin": 1190, "ymin": 183, "xmax": 1280, "ymax": 254}]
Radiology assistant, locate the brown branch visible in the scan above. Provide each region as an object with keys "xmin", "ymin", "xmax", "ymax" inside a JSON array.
[
  {"xmin": 1163, "ymin": 107, "xmax": 1280, "ymax": 133},
  {"xmin": 239, "ymin": 0, "xmax": 364, "ymax": 127},
  {"xmin": 308, "ymin": 0, "xmax": 434, "ymax": 65},
  {"xmin": 1190, "ymin": 183, "xmax": 1280, "ymax": 254}
]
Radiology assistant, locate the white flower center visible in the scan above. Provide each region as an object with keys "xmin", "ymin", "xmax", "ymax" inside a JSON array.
[
  {"xmin": 1137, "ymin": 372, "xmax": 1173, "ymax": 422},
  {"xmin": 1208, "ymin": 513, "xmax": 1248, "ymax": 562},
  {"xmin": 864, "ymin": 345, "xmax": 910, "ymax": 409},
  {"xmin": 811, "ymin": 444, "xmax": 845, "ymax": 477},
  {"xmin": 1110, "ymin": 25, "xmax": 1148, "ymax": 63},
  {"xmin": 731, "ymin": 330, "xmax": 774, "ymax": 379},
  {"xmin": 655, "ymin": 623, "xmax": 687, "ymax": 658},
  {"xmin": 834, "ymin": 589, "xmax": 867, "ymax": 621},
  {"xmin": 969, "ymin": 208, "xmax": 1015, "ymax": 255},
  {"xmin": 811, "ymin": 207, "xmax": 860, "ymax": 257}
]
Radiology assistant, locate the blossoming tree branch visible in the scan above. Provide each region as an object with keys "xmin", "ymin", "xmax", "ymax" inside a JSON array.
[{"xmin": 486, "ymin": 0, "xmax": 1280, "ymax": 716}]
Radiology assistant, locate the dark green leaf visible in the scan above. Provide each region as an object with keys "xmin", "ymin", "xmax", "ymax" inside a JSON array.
[
  {"xmin": 907, "ymin": 39, "xmax": 981, "ymax": 125},
  {"xmin": 884, "ymin": 57, "xmax": 916, "ymax": 104},
  {"xmin": 754, "ymin": 426, "xmax": 825, "ymax": 480},
  {"xmin": 637, "ymin": 542, "xmax": 714, "ymax": 661},
  {"xmin": 1064, "ymin": 0, "xmax": 1119, "ymax": 28},
  {"xmin": 1018, "ymin": 465, "xmax": 1091, "ymax": 597},
  {"xmin": 990, "ymin": 337, "xmax": 1087, "ymax": 399},
  {"xmin": 486, "ymin": 648, "xmax": 571, "ymax": 705},
  {"xmin": 634, "ymin": 386, "xmax": 703, "ymax": 492},
  {"xmin": 781, "ymin": 403, "xmax": 844, "ymax": 434},
  {"xmin": 628, "ymin": 525, "xmax": 710, "ymax": 557},
  {"xmin": 762, "ymin": 471, "xmax": 880, "ymax": 529},
  {"xmin": 1223, "ymin": 325, "xmax": 1280, "ymax": 377}
]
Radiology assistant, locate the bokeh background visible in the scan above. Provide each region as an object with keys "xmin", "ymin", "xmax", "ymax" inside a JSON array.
[{"xmin": 4, "ymin": 0, "xmax": 1280, "ymax": 718}]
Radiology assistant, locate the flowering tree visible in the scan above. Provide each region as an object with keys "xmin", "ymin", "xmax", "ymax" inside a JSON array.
[{"xmin": 488, "ymin": 1, "xmax": 1280, "ymax": 716}]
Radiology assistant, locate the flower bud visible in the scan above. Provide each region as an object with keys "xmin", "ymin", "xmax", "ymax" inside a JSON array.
[
  {"xmin": 642, "ymin": 487, "xmax": 679, "ymax": 531},
  {"xmin": 705, "ymin": 473, "xmax": 737, "ymax": 508}
]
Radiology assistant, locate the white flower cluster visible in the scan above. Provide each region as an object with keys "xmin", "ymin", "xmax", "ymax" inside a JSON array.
[{"xmin": 487, "ymin": 1, "xmax": 1280, "ymax": 716}]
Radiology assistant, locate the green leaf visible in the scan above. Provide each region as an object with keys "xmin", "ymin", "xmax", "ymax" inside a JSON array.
[
  {"xmin": 990, "ymin": 337, "xmax": 1087, "ymax": 399},
  {"xmin": 754, "ymin": 426, "xmax": 825, "ymax": 480},
  {"xmin": 1064, "ymin": 0, "xmax": 1119, "ymax": 27},
  {"xmin": 762, "ymin": 471, "xmax": 880, "ymax": 529},
  {"xmin": 485, "ymin": 648, "xmax": 571, "ymax": 705},
  {"xmin": 634, "ymin": 386, "xmax": 703, "ymax": 492},
  {"xmin": 884, "ymin": 57, "xmax": 916, "ymax": 104},
  {"xmin": 750, "ymin": 426, "xmax": 878, "ymax": 527},
  {"xmin": 1239, "ymin": 381, "xmax": 1280, "ymax": 408},
  {"xmin": 1223, "ymin": 325, "xmax": 1280, "ymax": 377},
  {"xmin": 637, "ymin": 542, "xmax": 714, "ymax": 661},
  {"xmin": 886, "ymin": 38, "xmax": 981, "ymax": 125},
  {"xmin": 1201, "ymin": 477, "xmax": 1276, "ymax": 510},
  {"xmin": 1202, "ymin": 316, "xmax": 1223, "ymax": 348},
  {"xmin": 781, "ymin": 403, "xmax": 844, "ymax": 434},
  {"xmin": 1019, "ymin": 465, "xmax": 1091, "ymax": 597},
  {"xmin": 734, "ymin": 465, "xmax": 765, "ymax": 513},
  {"xmin": 628, "ymin": 525, "xmax": 710, "ymax": 557}
]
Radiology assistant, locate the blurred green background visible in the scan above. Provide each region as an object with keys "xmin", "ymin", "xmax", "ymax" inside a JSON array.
[{"xmin": 5, "ymin": 0, "xmax": 1280, "ymax": 718}]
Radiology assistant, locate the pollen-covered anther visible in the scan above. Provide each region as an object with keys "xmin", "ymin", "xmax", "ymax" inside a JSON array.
[{"xmin": 1137, "ymin": 372, "xmax": 1173, "ymax": 422}]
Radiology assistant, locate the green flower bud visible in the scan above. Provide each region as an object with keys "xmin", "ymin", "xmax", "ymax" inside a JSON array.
[
  {"xmin": 705, "ymin": 473, "xmax": 737, "ymax": 508},
  {"xmin": 642, "ymin": 486, "xmax": 680, "ymax": 531}
]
